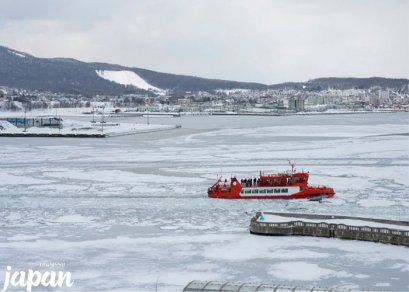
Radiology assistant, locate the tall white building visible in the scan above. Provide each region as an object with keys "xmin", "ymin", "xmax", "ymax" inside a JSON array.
[
  {"xmin": 369, "ymin": 95, "xmax": 380, "ymax": 107},
  {"xmin": 378, "ymin": 90, "xmax": 390, "ymax": 102}
]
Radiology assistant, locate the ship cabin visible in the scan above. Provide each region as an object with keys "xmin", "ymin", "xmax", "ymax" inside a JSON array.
[{"xmin": 258, "ymin": 172, "xmax": 309, "ymax": 187}]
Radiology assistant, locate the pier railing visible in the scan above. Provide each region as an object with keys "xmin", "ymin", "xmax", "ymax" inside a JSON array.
[{"xmin": 250, "ymin": 214, "xmax": 409, "ymax": 246}]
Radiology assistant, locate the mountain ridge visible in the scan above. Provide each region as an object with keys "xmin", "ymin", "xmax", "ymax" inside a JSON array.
[{"xmin": 0, "ymin": 45, "xmax": 407, "ymax": 95}]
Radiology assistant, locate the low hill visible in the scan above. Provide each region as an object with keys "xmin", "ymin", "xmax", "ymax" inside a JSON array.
[
  {"xmin": 269, "ymin": 77, "xmax": 409, "ymax": 91},
  {"xmin": 0, "ymin": 46, "xmax": 266, "ymax": 95},
  {"xmin": 1, "ymin": 46, "xmax": 407, "ymax": 95}
]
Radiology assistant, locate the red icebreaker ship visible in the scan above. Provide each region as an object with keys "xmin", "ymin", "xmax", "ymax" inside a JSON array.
[{"xmin": 208, "ymin": 161, "xmax": 335, "ymax": 200}]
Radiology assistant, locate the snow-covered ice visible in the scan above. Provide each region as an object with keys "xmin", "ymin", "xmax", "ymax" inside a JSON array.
[
  {"xmin": 268, "ymin": 262, "xmax": 335, "ymax": 281},
  {"xmin": 0, "ymin": 112, "xmax": 408, "ymax": 291}
]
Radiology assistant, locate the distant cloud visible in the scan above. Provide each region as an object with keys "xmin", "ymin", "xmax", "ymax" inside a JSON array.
[{"xmin": 0, "ymin": 0, "xmax": 408, "ymax": 83}]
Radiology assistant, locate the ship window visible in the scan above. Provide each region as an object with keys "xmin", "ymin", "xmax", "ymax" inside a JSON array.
[
  {"xmin": 245, "ymin": 189, "xmax": 251, "ymax": 194},
  {"xmin": 267, "ymin": 189, "xmax": 274, "ymax": 193},
  {"xmin": 274, "ymin": 189, "xmax": 280, "ymax": 193},
  {"xmin": 252, "ymin": 189, "xmax": 259, "ymax": 194},
  {"xmin": 281, "ymin": 188, "xmax": 288, "ymax": 193},
  {"xmin": 221, "ymin": 189, "xmax": 228, "ymax": 193},
  {"xmin": 240, "ymin": 190, "xmax": 244, "ymax": 194},
  {"xmin": 259, "ymin": 189, "xmax": 266, "ymax": 194}
]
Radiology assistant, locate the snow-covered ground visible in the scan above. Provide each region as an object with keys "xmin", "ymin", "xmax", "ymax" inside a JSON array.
[
  {"xmin": 0, "ymin": 119, "xmax": 178, "ymax": 137},
  {"xmin": 0, "ymin": 108, "xmax": 108, "ymax": 118},
  {"xmin": 0, "ymin": 108, "xmax": 160, "ymax": 118},
  {"xmin": 0, "ymin": 113, "xmax": 408, "ymax": 291}
]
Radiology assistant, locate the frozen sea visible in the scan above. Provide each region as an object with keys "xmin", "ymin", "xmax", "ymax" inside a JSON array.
[{"xmin": 0, "ymin": 113, "xmax": 408, "ymax": 291}]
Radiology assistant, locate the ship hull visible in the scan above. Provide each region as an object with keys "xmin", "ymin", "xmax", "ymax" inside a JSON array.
[
  {"xmin": 208, "ymin": 189, "xmax": 334, "ymax": 200},
  {"xmin": 208, "ymin": 181, "xmax": 335, "ymax": 200},
  {"xmin": 209, "ymin": 194, "xmax": 333, "ymax": 200}
]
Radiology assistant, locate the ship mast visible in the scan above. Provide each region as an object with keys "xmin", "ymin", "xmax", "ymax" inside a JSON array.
[{"xmin": 288, "ymin": 160, "xmax": 296, "ymax": 173}]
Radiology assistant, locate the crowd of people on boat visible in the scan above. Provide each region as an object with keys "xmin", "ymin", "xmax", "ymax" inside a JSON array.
[
  {"xmin": 239, "ymin": 177, "xmax": 298, "ymax": 187},
  {"xmin": 240, "ymin": 178, "xmax": 259, "ymax": 187}
]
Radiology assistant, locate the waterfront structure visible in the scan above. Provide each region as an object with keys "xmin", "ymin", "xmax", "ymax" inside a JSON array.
[
  {"xmin": 183, "ymin": 281, "xmax": 354, "ymax": 292},
  {"xmin": 250, "ymin": 212, "xmax": 409, "ymax": 246}
]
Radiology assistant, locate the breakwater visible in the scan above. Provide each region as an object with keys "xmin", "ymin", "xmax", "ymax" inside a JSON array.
[
  {"xmin": 183, "ymin": 280, "xmax": 358, "ymax": 292},
  {"xmin": 0, "ymin": 124, "xmax": 181, "ymax": 138},
  {"xmin": 250, "ymin": 212, "xmax": 409, "ymax": 246}
]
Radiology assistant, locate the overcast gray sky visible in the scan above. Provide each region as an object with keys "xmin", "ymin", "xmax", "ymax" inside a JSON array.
[{"xmin": 0, "ymin": 0, "xmax": 408, "ymax": 84}]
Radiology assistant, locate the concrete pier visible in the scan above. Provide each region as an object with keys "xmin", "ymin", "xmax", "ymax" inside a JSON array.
[
  {"xmin": 183, "ymin": 280, "xmax": 358, "ymax": 291},
  {"xmin": 250, "ymin": 212, "xmax": 409, "ymax": 246},
  {"xmin": 0, "ymin": 124, "xmax": 181, "ymax": 138}
]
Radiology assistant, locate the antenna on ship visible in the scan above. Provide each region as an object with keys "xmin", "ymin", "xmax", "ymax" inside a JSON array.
[{"xmin": 288, "ymin": 160, "xmax": 296, "ymax": 173}]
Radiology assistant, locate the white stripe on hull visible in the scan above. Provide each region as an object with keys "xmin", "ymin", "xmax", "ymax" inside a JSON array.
[{"xmin": 240, "ymin": 186, "xmax": 300, "ymax": 197}]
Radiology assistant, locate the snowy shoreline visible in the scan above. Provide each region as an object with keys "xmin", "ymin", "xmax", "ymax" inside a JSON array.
[
  {"xmin": 0, "ymin": 119, "xmax": 180, "ymax": 138},
  {"xmin": 0, "ymin": 108, "xmax": 404, "ymax": 119}
]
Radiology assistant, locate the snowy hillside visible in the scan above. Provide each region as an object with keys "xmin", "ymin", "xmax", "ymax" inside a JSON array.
[
  {"xmin": 0, "ymin": 45, "xmax": 267, "ymax": 94},
  {"xmin": 96, "ymin": 70, "xmax": 162, "ymax": 92},
  {"xmin": 8, "ymin": 49, "xmax": 26, "ymax": 58}
]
